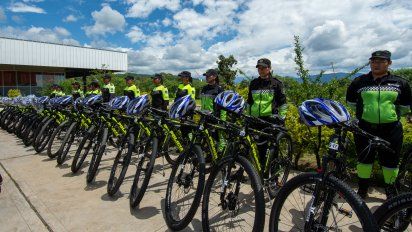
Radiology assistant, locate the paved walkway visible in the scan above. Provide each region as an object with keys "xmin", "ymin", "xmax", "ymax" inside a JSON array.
[{"xmin": 0, "ymin": 130, "xmax": 387, "ymax": 231}]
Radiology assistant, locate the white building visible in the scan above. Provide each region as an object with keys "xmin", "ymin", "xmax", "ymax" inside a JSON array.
[{"xmin": 0, "ymin": 37, "xmax": 127, "ymax": 96}]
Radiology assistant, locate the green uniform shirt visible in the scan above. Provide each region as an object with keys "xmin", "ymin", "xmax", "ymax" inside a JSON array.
[
  {"xmin": 102, "ymin": 83, "xmax": 115, "ymax": 94},
  {"xmin": 151, "ymin": 85, "xmax": 170, "ymax": 110},
  {"xmin": 124, "ymin": 84, "xmax": 140, "ymax": 99},
  {"xmin": 176, "ymin": 83, "xmax": 196, "ymax": 100},
  {"xmin": 51, "ymin": 90, "xmax": 65, "ymax": 97}
]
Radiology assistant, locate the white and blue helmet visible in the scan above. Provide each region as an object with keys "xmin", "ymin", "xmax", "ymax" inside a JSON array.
[
  {"xmin": 298, "ymin": 98, "xmax": 350, "ymax": 126},
  {"xmin": 126, "ymin": 94, "xmax": 149, "ymax": 115},
  {"xmin": 169, "ymin": 95, "xmax": 196, "ymax": 119},
  {"xmin": 110, "ymin": 96, "xmax": 129, "ymax": 110},
  {"xmin": 84, "ymin": 94, "xmax": 103, "ymax": 106},
  {"xmin": 214, "ymin": 90, "xmax": 245, "ymax": 114},
  {"xmin": 59, "ymin": 95, "xmax": 73, "ymax": 106}
]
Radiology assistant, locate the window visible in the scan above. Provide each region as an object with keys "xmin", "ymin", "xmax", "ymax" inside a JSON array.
[
  {"xmin": 18, "ymin": 72, "xmax": 31, "ymax": 86},
  {"xmin": 3, "ymin": 71, "xmax": 16, "ymax": 86}
]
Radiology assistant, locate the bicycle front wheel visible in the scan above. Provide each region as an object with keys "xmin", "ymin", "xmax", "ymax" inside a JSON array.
[
  {"xmin": 374, "ymin": 192, "xmax": 412, "ymax": 231},
  {"xmin": 164, "ymin": 144, "xmax": 205, "ymax": 231},
  {"xmin": 202, "ymin": 155, "xmax": 265, "ymax": 232},
  {"xmin": 269, "ymin": 172, "xmax": 378, "ymax": 232}
]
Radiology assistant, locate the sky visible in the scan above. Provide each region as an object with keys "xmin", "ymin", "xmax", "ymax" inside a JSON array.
[{"xmin": 0, "ymin": 0, "xmax": 411, "ymax": 78}]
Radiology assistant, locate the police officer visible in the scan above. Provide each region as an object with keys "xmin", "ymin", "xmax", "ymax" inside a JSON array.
[
  {"xmin": 346, "ymin": 50, "xmax": 412, "ymax": 199},
  {"xmin": 175, "ymin": 71, "xmax": 196, "ymax": 100},
  {"xmin": 124, "ymin": 75, "xmax": 140, "ymax": 100},
  {"xmin": 102, "ymin": 73, "xmax": 115, "ymax": 102},
  {"xmin": 151, "ymin": 73, "xmax": 169, "ymax": 110},
  {"xmin": 200, "ymin": 69, "xmax": 224, "ymax": 114},
  {"xmin": 201, "ymin": 68, "xmax": 226, "ymax": 151},
  {"xmin": 71, "ymin": 81, "xmax": 84, "ymax": 99},
  {"xmin": 248, "ymin": 58, "xmax": 287, "ymax": 168},
  {"xmin": 50, "ymin": 84, "xmax": 65, "ymax": 98}
]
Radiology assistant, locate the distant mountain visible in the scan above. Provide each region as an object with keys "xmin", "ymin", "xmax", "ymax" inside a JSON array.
[
  {"xmin": 234, "ymin": 72, "xmax": 364, "ymax": 83},
  {"xmin": 308, "ymin": 72, "xmax": 364, "ymax": 83}
]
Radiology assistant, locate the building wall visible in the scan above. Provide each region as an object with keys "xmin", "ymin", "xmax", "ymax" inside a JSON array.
[
  {"xmin": 0, "ymin": 70, "xmax": 64, "ymax": 96},
  {"xmin": 0, "ymin": 37, "xmax": 127, "ymax": 71}
]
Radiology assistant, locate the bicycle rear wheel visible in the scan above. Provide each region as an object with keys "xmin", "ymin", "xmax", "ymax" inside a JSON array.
[
  {"xmin": 202, "ymin": 155, "xmax": 265, "ymax": 232},
  {"xmin": 269, "ymin": 172, "xmax": 378, "ymax": 231},
  {"xmin": 267, "ymin": 132, "xmax": 293, "ymax": 198}
]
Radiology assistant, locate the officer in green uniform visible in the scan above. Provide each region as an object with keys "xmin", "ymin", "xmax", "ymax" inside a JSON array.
[
  {"xmin": 85, "ymin": 80, "xmax": 101, "ymax": 96},
  {"xmin": 71, "ymin": 81, "xmax": 84, "ymax": 99},
  {"xmin": 50, "ymin": 84, "xmax": 65, "ymax": 98},
  {"xmin": 175, "ymin": 71, "xmax": 196, "ymax": 100},
  {"xmin": 124, "ymin": 75, "xmax": 140, "ymax": 100},
  {"xmin": 102, "ymin": 74, "xmax": 115, "ymax": 102},
  {"xmin": 151, "ymin": 73, "xmax": 169, "ymax": 110},
  {"xmin": 346, "ymin": 50, "xmax": 412, "ymax": 199},
  {"xmin": 248, "ymin": 58, "xmax": 287, "ymax": 168},
  {"xmin": 201, "ymin": 69, "xmax": 226, "ymax": 151}
]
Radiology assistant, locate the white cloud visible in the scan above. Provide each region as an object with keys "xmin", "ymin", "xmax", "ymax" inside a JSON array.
[
  {"xmin": 307, "ymin": 20, "xmax": 347, "ymax": 51},
  {"xmin": 173, "ymin": 0, "xmax": 241, "ymax": 39},
  {"xmin": 162, "ymin": 17, "xmax": 172, "ymax": 27},
  {"xmin": 83, "ymin": 5, "xmax": 126, "ymax": 37},
  {"xmin": 0, "ymin": 26, "xmax": 79, "ymax": 46},
  {"xmin": 201, "ymin": 0, "xmax": 412, "ymax": 76},
  {"xmin": 120, "ymin": 0, "xmax": 412, "ymax": 76},
  {"xmin": 63, "ymin": 14, "xmax": 78, "ymax": 22},
  {"xmin": 126, "ymin": 0, "xmax": 180, "ymax": 18},
  {"xmin": 0, "ymin": 7, "xmax": 6, "ymax": 22},
  {"xmin": 126, "ymin": 26, "xmax": 146, "ymax": 43},
  {"xmin": 8, "ymin": 2, "xmax": 46, "ymax": 14},
  {"xmin": 54, "ymin": 27, "xmax": 71, "ymax": 37}
]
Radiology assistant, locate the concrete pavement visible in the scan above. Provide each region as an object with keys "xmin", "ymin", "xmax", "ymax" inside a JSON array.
[{"xmin": 0, "ymin": 129, "xmax": 388, "ymax": 232}]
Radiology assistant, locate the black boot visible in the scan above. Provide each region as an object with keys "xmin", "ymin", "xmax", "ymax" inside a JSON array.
[{"xmin": 357, "ymin": 177, "xmax": 369, "ymax": 199}]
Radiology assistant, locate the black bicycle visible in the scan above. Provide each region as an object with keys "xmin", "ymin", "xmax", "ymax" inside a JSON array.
[{"xmin": 269, "ymin": 121, "xmax": 381, "ymax": 231}]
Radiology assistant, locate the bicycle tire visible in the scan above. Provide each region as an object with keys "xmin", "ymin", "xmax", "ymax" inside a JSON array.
[
  {"xmin": 71, "ymin": 125, "xmax": 96, "ymax": 173},
  {"xmin": 47, "ymin": 120, "xmax": 69, "ymax": 159},
  {"xmin": 107, "ymin": 133, "xmax": 134, "ymax": 196},
  {"xmin": 164, "ymin": 144, "xmax": 205, "ymax": 231},
  {"xmin": 373, "ymin": 192, "xmax": 412, "ymax": 231},
  {"xmin": 57, "ymin": 122, "xmax": 78, "ymax": 164},
  {"xmin": 267, "ymin": 131, "xmax": 293, "ymax": 198},
  {"xmin": 34, "ymin": 118, "xmax": 55, "ymax": 153},
  {"xmin": 129, "ymin": 136, "xmax": 158, "ymax": 208},
  {"xmin": 202, "ymin": 155, "xmax": 265, "ymax": 232},
  {"xmin": 269, "ymin": 172, "xmax": 378, "ymax": 231},
  {"xmin": 86, "ymin": 127, "xmax": 108, "ymax": 183}
]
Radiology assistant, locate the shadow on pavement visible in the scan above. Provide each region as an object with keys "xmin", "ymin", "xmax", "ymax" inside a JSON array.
[
  {"xmin": 101, "ymin": 192, "xmax": 124, "ymax": 202},
  {"xmin": 84, "ymin": 180, "xmax": 107, "ymax": 191},
  {"xmin": 62, "ymin": 170, "xmax": 84, "ymax": 177},
  {"xmin": 130, "ymin": 206, "xmax": 160, "ymax": 220},
  {"xmin": 55, "ymin": 163, "xmax": 70, "ymax": 169}
]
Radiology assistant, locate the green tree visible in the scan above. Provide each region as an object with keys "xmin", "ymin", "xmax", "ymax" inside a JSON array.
[
  {"xmin": 392, "ymin": 68, "xmax": 412, "ymax": 82},
  {"xmin": 217, "ymin": 55, "xmax": 238, "ymax": 90}
]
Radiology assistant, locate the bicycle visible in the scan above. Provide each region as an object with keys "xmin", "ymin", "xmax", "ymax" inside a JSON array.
[
  {"xmin": 268, "ymin": 118, "xmax": 386, "ymax": 231},
  {"xmin": 200, "ymin": 111, "xmax": 266, "ymax": 232}
]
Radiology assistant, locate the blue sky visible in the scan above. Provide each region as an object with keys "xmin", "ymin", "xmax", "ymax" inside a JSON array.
[{"xmin": 0, "ymin": 0, "xmax": 411, "ymax": 78}]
